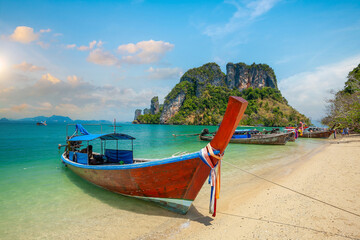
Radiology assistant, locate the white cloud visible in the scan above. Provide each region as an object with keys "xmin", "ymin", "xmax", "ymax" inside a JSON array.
[
  {"xmin": 279, "ymin": 55, "xmax": 360, "ymax": 120},
  {"xmin": 78, "ymin": 40, "xmax": 97, "ymax": 51},
  {"xmin": 147, "ymin": 67, "xmax": 183, "ymax": 80},
  {"xmin": 40, "ymin": 29, "xmax": 51, "ymax": 33},
  {"xmin": 37, "ymin": 41, "xmax": 50, "ymax": 49},
  {"xmin": 247, "ymin": 0, "xmax": 279, "ymax": 19},
  {"xmin": 67, "ymin": 75, "xmax": 81, "ymax": 86},
  {"xmin": 66, "ymin": 44, "xmax": 76, "ymax": 49},
  {"xmin": 87, "ymin": 49, "xmax": 119, "ymax": 66},
  {"xmin": 41, "ymin": 73, "xmax": 61, "ymax": 84},
  {"xmin": 10, "ymin": 26, "xmax": 39, "ymax": 43},
  {"xmin": 97, "ymin": 40, "xmax": 104, "ymax": 47},
  {"xmin": 204, "ymin": 0, "xmax": 280, "ymax": 37},
  {"xmin": 118, "ymin": 43, "xmax": 138, "ymax": 54},
  {"xmin": 13, "ymin": 62, "xmax": 46, "ymax": 72},
  {"xmin": 0, "ymin": 73, "xmax": 164, "ymax": 120},
  {"xmin": 118, "ymin": 40, "xmax": 174, "ymax": 64}
]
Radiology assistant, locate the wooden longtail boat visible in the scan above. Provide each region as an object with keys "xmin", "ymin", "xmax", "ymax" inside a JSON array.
[
  {"xmin": 36, "ymin": 121, "xmax": 47, "ymax": 126},
  {"xmin": 284, "ymin": 129, "xmax": 297, "ymax": 142},
  {"xmin": 61, "ymin": 96, "xmax": 248, "ymax": 215},
  {"xmin": 299, "ymin": 127, "xmax": 333, "ymax": 138},
  {"xmin": 200, "ymin": 129, "xmax": 290, "ymax": 145}
]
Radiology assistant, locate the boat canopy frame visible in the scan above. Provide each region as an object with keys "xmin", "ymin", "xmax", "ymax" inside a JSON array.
[{"xmin": 65, "ymin": 124, "xmax": 136, "ymax": 164}]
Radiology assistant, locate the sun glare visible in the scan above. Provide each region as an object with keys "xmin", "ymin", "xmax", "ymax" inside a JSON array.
[{"xmin": 0, "ymin": 58, "xmax": 6, "ymax": 73}]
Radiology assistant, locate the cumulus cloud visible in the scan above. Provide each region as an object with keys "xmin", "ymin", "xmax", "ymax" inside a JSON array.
[
  {"xmin": 78, "ymin": 40, "xmax": 98, "ymax": 51},
  {"xmin": 147, "ymin": 67, "xmax": 183, "ymax": 80},
  {"xmin": 13, "ymin": 62, "xmax": 46, "ymax": 72},
  {"xmin": 67, "ymin": 75, "xmax": 81, "ymax": 86},
  {"xmin": 11, "ymin": 103, "xmax": 29, "ymax": 112},
  {"xmin": 118, "ymin": 40, "xmax": 174, "ymax": 64},
  {"xmin": 10, "ymin": 26, "xmax": 39, "ymax": 43},
  {"xmin": 204, "ymin": 0, "xmax": 281, "ymax": 37},
  {"xmin": 87, "ymin": 48, "xmax": 119, "ymax": 66},
  {"xmin": 279, "ymin": 55, "xmax": 360, "ymax": 120},
  {"xmin": 40, "ymin": 29, "xmax": 51, "ymax": 33},
  {"xmin": 0, "ymin": 73, "xmax": 164, "ymax": 120},
  {"xmin": 41, "ymin": 73, "xmax": 61, "ymax": 84},
  {"xmin": 66, "ymin": 44, "xmax": 76, "ymax": 49}
]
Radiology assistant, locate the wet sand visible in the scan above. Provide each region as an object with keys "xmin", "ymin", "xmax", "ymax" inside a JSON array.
[{"xmin": 137, "ymin": 136, "xmax": 360, "ymax": 240}]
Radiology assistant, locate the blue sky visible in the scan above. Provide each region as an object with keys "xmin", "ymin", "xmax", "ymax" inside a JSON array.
[{"xmin": 0, "ymin": 0, "xmax": 359, "ymax": 121}]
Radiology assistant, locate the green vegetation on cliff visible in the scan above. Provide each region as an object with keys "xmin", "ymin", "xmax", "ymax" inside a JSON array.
[
  {"xmin": 137, "ymin": 105, "xmax": 163, "ymax": 124},
  {"xmin": 136, "ymin": 62, "xmax": 310, "ymax": 126},
  {"xmin": 322, "ymin": 64, "xmax": 360, "ymax": 132},
  {"xmin": 167, "ymin": 84, "xmax": 309, "ymax": 126}
]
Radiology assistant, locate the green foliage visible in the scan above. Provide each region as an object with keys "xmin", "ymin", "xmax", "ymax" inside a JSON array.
[
  {"xmin": 167, "ymin": 84, "xmax": 310, "ymax": 126},
  {"xmin": 137, "ymin": 112, "xmax": 162, "ymax": 124},
  {"xmin": 322, "ymin": 64, "xmax": 360, "ymax": 132}
]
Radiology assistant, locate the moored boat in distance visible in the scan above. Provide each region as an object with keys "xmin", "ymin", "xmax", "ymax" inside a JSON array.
[
  {"xmin": 60, "ymin": 96, "xmax": 248, "ymax": 215},
  {"xmin": 200, "ymin": 129, "xmax": 291, "ymax": 145},
  {"xmin": 299, "ymin": 127, "xmax": 333, "ymax": 139},
  {"xmin": 36, "ymin": 121, "xmax": 47, "ymax": 126}
]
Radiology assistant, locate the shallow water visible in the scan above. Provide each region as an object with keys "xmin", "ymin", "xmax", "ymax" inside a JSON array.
[{"xmin": 0, "ymin": 122, "xmax": 329, "ymax": 239}]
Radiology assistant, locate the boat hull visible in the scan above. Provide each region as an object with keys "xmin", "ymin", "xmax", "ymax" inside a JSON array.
[
  {"xmin": 201, "ymin": 132, "xmax": 290, "ymax": 145},
  {"xmin": 299, "ymin": 131, "xmax": 333, "ymax": 138},
  {"xmin": 287, "ymin": 131, "xmax": 296, "ymax": 142},
  {"xmin": 61, "ymin": 153, "xmax": 209, "ymax": 214}
]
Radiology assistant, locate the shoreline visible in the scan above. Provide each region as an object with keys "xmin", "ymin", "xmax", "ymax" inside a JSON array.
[{"xmin": 140, "ymin": 136, "xmax": 360, "ymax": 240}]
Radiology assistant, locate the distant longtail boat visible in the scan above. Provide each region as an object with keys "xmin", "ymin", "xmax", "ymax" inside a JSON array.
[
  {"xmin": 299, "ymin": 127, "xmax": 333, "ymax": 138},
  {"xmin": 60, "ymin": 96, "xmax": 248, "ymax": 215},
  {"xmin": 200, "ymin": 129, "xmax": 291, "ymax": 145},
  {"xmin": 36, "ymin": 121, "xmax": 47, "ymax": 126}
]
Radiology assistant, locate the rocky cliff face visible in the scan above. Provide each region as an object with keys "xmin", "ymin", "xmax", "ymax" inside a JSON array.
[
  {"xmin": 150, "ymin": 96, "xmax": 159, "ymax": 114},
  {"xmin": 226, "ymin": 63, "xmax": 277, "ymax": 90},
  {"xmin": 160, "ymin": 89, "xmax": 186, "ymax": 124},
  {"xmin": 134, "ymin": 109, "xmax": 142, "ymax": 120},
  {"xmin": 180, "ymin": 63, "xmax": 226, "ymax": 97}
]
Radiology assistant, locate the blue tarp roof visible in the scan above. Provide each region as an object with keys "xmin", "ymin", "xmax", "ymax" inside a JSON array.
[
  {"xmin": 69, "ymin": 133, "xmax": 135, "ymax": 141},
  {"xmin": 234, "ymin": 129, "xmax": 252, "ymax": 132}
]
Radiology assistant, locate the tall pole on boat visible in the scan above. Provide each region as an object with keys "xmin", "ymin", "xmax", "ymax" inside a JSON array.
[{"xmin": 114, "ymin": 118, "xmax": 116, "ymax": 133}]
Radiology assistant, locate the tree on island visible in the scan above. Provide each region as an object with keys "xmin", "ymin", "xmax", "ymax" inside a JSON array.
[{"xmin": 322, "ymin": 64, "xmax": 360, "ymax": 132}]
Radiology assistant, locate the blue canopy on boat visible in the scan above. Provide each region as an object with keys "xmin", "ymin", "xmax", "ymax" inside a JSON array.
[
  {"xmin": 69, "ymin": 133, "xmax": 135, "ymax": 141},
  {"xmin": 234, "ymin": 129, "xmax": 252, "ymax": 133}
]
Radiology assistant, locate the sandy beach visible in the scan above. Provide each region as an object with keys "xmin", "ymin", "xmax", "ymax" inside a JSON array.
[{"xmin": 137, "ymin": 136, "xmax": 360, "ymax": 240}]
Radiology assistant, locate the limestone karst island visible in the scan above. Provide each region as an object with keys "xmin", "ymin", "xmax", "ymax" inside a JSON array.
[{"xmin": 133, "ymin": 62, "xmax": 310, "ymax": 126}]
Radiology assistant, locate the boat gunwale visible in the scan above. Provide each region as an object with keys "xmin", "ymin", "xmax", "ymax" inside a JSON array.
[{"xmin": 61, "ymin": 150, "xmax": 219, "ymax": 170}]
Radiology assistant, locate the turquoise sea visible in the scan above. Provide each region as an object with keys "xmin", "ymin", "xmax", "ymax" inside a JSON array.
[{"xmin": 0, "ymin": 122, "xmax": 329, "ymax": 239}]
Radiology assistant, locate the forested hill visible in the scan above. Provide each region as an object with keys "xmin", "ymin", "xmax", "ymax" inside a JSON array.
[
  {"xmin": 322, "ymin": 63, "xmax": 360, "ymax": 131},
  {"xmin": 135, "ymin": 62, "xmax": 311, "ymax": 127}
]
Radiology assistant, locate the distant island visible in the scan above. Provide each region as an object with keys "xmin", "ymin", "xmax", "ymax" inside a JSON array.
[
  {"xmin": 133, "ymin": 62, "xmax": 311, "ymax": 127},
  {"xmin": 0, "ymin": 115, "xmax": 111, "ymax": 124}
]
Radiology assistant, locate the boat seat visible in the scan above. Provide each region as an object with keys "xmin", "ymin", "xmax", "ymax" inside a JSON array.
[
  {"xmin": 69, "ymin": 151, "xmax": 74, "ymax": 161},
  {"xmin": 75, "ymin": 152, "xmax": 88, "ymax": 165},
  {"xmin": 105, "ymin": 149, "xmax": 133, "ymax": 164}
]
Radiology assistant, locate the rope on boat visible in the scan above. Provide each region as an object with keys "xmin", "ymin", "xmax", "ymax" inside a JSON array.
[
  {"xmin": 222, "ymin": 160, "xmax": 360, "ymax": 219},
  {"xmin": 199, "ymin": 143, "xmax": 223, "ymax": 217}
]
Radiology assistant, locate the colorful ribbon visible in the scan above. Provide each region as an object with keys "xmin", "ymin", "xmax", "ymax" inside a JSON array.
[{"xmin": 199, "ymin": 143, "xmax": 223, "ymax": 217}]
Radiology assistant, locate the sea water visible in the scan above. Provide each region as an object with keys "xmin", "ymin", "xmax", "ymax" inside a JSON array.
[{"xmin": 0, "ymin": 122, "xmax": 328, "ymax": 239}]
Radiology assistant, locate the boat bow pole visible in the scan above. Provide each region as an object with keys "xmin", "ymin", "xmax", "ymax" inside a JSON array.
[{"xmin": 200, "ymin": 96, "xmax": 248, "ymax": 217}]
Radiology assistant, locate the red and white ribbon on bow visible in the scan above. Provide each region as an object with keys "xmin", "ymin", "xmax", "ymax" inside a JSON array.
[{"xmin": 199, "ymin": 143, "xmax": 223, "ymax": 217}]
